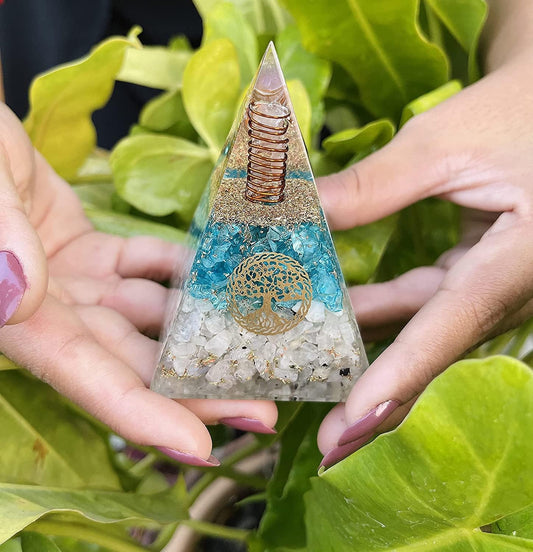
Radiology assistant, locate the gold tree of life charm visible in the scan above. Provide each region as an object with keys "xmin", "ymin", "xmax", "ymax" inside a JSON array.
[{"xmin": 226, "ymin": 252, "xmax": 312, "ymax": 335}]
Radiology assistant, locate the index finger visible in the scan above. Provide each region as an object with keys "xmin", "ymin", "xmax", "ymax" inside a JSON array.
[
  {"xmin": 0, "ymin": 295, "xmax": 213, "ymax": 460},
  {"xmin": 344, "ymin": 219, "xmax": 533, "ymax": 433}
]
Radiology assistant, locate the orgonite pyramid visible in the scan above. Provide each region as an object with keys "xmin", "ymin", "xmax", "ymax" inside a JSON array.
[{"xmin": 152, "ymin": 43, "xmax": 368, "ymax": 401}]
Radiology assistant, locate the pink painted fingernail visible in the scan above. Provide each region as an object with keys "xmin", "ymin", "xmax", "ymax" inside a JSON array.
[
  {"xmin": 0, "ymin": 251, "xmax": 26, "ymax": 328},
  {"xmin": 220, "ymin": 417, "xmax": 277, "ymax": 434},
  {"xmin": 337, "ymin": 400, "xmax": 400, "ymax": 446},
  {"xmin": 319, "ymin": 433, "xmax": 373, "ymax": 470},
  {"xmin": 156, "ymin": 447, "xmax": 220, "ymax": 467}
]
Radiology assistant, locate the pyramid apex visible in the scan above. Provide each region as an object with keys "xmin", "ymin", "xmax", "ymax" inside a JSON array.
[{"xmin": 254, "ymin": 41, "xmax": 285, "ymax": 96}]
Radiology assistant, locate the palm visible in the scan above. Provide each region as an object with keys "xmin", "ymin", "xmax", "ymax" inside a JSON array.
[{"xmin": 0, "ymin": 108, "xmax": 276, "ymax": 460}]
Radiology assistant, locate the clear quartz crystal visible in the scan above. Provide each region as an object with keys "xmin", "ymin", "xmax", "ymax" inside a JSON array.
[{"xmin": 151, "ymin": 43, "xmax": 368, "ymax": 402}]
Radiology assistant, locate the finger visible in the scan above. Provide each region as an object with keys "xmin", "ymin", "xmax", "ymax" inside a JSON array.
[
  {"xmin": 75, "ymin": 305, "xmax": 278, "ymax": 431},
  {"xmin": 56, "ymin": 276, "xmax": 168, "ymax": 335},
  {"xmin": 178, "ymin": 399, "xmax": 278, "ymax": 430},
  {"xmin": 349, "ymin": 266, "xmax": 444, "ymax": 329},
  {"xmin": 0, "ymin": 295, "xmax": 213, "ymax": 460},
  {"xmin": 318, "ymin": 399, "xmax": 417, "ymax": 468},
  {"xmin": 342, "ymin": 221, "xmax": 533, "ymax": 439},
  {"xmin": 317, "ymin": 70, "xmax": 527, "ymax": 232},
  {"xmin": 49, "ymin": 233, "xmax": 186, "ymax": 283},
  {"xmin": 317, "ymin": 116, "xmax": 445, "ymax": 230},
  {"xmin": 0, "ymin": 146, "xmax": 48, "ymax": 326},
  {"xmin": 116, "ymin": 236, "xmax": 188, "ymax": 281},
  {"xmin": 74, "ymin": 305, "xmax": 160, "ymax": 384},
  {"xmin": 78, "ymin": 305, "xmax": 278, "ymax": 430},
  {"xmin": 317, "ymin": 403, "xmax": 346, "ymax": 454}
]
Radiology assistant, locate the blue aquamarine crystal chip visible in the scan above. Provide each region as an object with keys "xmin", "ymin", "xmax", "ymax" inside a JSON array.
[{"xmin": 188, "ymin": 220, "xmax": 344, "ymax": 311}]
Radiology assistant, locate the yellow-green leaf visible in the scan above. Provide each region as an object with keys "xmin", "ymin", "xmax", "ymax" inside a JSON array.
[
  {"xmin": 117, "ymin": 46, "xmax": 191, "ymax": 90},
  {"xmin": 400, "ymin": 79, "xmax": 462, "ymax": 126},
  {"xmin": 306, "ymin": 356, "xmax": 533, "ymax": 551},
  {"xmin": 24, "ymin": 35, "xmax": 139, "ymax": 179},
  {"xmin": 182, "ymin": 39, "xmax": 241, "ymax": 157},
  {"xmin": 323, "ymin": 118, "xmax": 395, "ymax": 165},
  {"xmin": 202, "ymin": 2, "xmax": 259, "ymax": 88},
  {"xmin": 24, "ymin": 32, "xmax": 140, "ymax": 179},
  {"xmin": 0, "ymin": 371, "xmax": 120, "ymax": 490},
  {"xmin": 287, "ymin": 79, "xmax": 312, "ymax": 148},
  {"xmin": 425, "ymin": 0, "xmax": 488, "ymax": 81},
  {"xmin": 110, "ymin": 134, "xmax": 213, "ymax": 221}
]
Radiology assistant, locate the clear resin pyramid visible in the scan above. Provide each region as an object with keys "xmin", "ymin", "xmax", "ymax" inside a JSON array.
[{"xmin": 152, "ymin": 43, "xmax": 368, "ymax": 401}]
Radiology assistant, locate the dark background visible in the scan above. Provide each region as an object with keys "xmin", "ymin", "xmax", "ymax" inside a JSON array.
[{"xmin": 0, "ymin": 0, "xmax": 202, "ymax": 148}]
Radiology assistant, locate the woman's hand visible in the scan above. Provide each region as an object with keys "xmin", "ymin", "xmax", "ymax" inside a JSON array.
[
  {"xmin": 0, "ymin": 104, "xmax": 277, "ymax": 466},
  {"xmin": 316, "ymin": 39, "xmax": 533, "ymax": 468}
]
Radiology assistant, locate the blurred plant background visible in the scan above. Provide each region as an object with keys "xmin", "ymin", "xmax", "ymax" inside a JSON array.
[{"xmin": 2, "ymin": 0, "xmax": 533, "ymax": 551}]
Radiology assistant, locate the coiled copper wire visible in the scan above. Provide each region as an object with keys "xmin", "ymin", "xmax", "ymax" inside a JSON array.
[{"xmin": 246, "ymin": 101, "xmax": 290, "ymax": 204}]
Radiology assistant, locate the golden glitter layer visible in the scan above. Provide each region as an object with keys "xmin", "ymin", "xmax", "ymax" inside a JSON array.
[{"xmin": 210, "ymin": 176, "xmax": 321, "ymax": 225}]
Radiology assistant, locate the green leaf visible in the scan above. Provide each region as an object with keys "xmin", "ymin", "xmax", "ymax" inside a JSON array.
[
  {"xmin": 203, "ymin": 2, "xmax": 259, "ymax": 88},
  {"xmin": 168, "ymin": 35, "xmax": 193, "ymax": 52},
  {"xmin": 425, "ymin": 0, "xmax": 488, "ymax": 81},
  {"xmin": 0, "ymin": 371, "xmax": 120, "ymax": 490},
  {"xmin": 83, "ymin": 209, "xmax": 188, "ymax": 243},
  {"xmin": 400, "ymin": 79, "xmax": 462, "ymax": 126},
  {"xmin": 21, "ymin": 533, "xmax": 61, "ymax": 552},
  {"xmin": 334, "ymin": 214, "xmax": 400, "ymax": 285},
  {"xmin": 116, "ymin": 46, "xmax": 191, "ymax": 90},
  {"xmin": 377, "ymin": 198, "xmax": 460, "ymax": 280},
  {"xmin": 71, "ymin": 151, "xmax": 113, "ymax": 184},
  {"xmin": 24, "ymin": 32, "xmax": 140, "ymax": 179},
  {"xmin": 110, "ymin": 134, "xmax": 213, "ymax": 221},
  {"xmin": 139, "ymin": 89, "xmax": 197, "ymax": 140},
  {"xmin": 287, "ymin": 80, "xmax": 312, "ymax": 147},
  {"xmin": 305, "ymin": 356, "xmax": 533, "ymax": 551},
  {"xmin": 0, "ymin": 539, "xmax": 22, "ymax": 552},
  {"xmin": 259, "ymin": 403, "xmax": 330, "ymax": 551},
  {"xmin": 0, "ymin": 485, "xmax": 186, "ymax": 544},
  {"xmin": 182, "ymin": 39, "xmax": 241, "ymax": 156},
  {"xmin": 309, "ymin": 150, "xmax": 342, "ymax": 178},
  {"xmin": 283, "ymin": 0, "xmax": 449, "ymax": 120},
  {"xmin": 323, "ymin": 118, "xmax": 395, "ymax": 166},
  {"xmin": 254, "ymin": 402, "xmax": 305, "ymax": 448},
  {"xmin": 73, "ymin": 183, "xmax": 114, "ymax": 211},
  {"xmin": 0, "ymin": 356, "xmax": 18, "ymax": 372},
  {"xmin": 494, "ymin": 504, "xmax": 533, "ymax": 540},
  {"xmin": 194, "ymin": 0, "xmax": 292, "ymax": 36},
  {"xmin": 276, "ymin": 25, "xmax": 331, "ymax": 136},
  {"xmin": 50, "ymin": 537, "xmax": 112, "ymax": 552}
]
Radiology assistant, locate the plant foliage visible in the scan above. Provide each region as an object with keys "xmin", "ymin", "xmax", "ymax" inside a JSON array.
[{"xmin": 5, "ymin": 0, "xmax": 533, "ymax": 551}]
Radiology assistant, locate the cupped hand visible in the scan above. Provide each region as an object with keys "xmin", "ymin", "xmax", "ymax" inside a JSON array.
[
  {"xmin": 317, "ymin": 48, "xmax": 533, "ymax": 468},
  {"xmin": 0, "ymin": 104, "xmax": 277, "ymax": 466}
]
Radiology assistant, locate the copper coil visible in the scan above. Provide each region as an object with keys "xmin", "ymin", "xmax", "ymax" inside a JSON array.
[{"xmin": 246, "ymin": 101, "xmax": 290, "ymax": 204}]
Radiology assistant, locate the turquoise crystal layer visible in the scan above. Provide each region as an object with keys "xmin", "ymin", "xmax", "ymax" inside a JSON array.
[{"xmin": 187, "ymin": 220, "xmax": 344, "ymax": 312}]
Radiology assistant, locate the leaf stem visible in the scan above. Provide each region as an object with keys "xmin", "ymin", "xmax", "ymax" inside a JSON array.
[
  {"xmin": 424, "ymin": 3, "xmax": 444, "ymax": 49},
  {"xmin": 29, "ymin": 519, "xmax": 147, "ymax": 552},
  {"xmin": 128, "ymin": 452, "xmax": 158, "ymax": 477},
  {"xmin": 188, "ymin": 440, "xmax": 263, "ymax": 504},
  {"xmin": 180, "ymin": 519, "xmax": 250, "ymax": 543},
  {"xmin": 0, "ymin": 355, "xmax": 18, "ymax": 371},
  {"xmin": 508, "ymin": 318, "xmax": 533, "ymax": 358}
]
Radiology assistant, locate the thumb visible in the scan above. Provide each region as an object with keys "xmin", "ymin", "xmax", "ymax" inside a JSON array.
[
  {"xmin": 0, "ymin": 146, "xmax": 48, "ymax": 327},
  {"xmin": 317, "ymin": 115, "xmax": 451, "ymax": 231}
]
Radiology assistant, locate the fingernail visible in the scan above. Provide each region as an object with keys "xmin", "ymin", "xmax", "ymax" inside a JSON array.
[
  {"xmin": 156, "ymin": 446, "xmax": 220, "ymax": 467},
  {"xmin": 0, "ymin": 251, "xmax": 27, "ymax": 328},
  {"xmin": 337, "ymin": 400, "xmax": 400, "ymax": 446},
  {"xmin": 319, "ymin": 433, "xmax": 373, "ymax": 470},
  {"xmin": 220, "ymin": 417, "xmax": 277, "ymax": 434}
]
